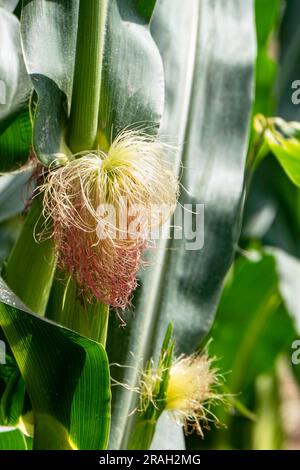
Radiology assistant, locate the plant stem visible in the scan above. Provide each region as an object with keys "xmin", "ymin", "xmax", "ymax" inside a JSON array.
[
  {"xmin": 68, "ymin": 0, "xmax": 108, "ymax": 152},
  {"xmin": 3, "ymin": 197, "xmax": 56, "ymax": 315},
  {"xmin": 64, "ymin": 0, "xmax": 110, "ymax": 344},
  {"xmin": 127, "ymin": 418, "xmax": 157, "ymax": 450}
]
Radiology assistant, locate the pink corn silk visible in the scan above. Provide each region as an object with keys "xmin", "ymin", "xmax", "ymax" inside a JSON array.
[{"xmin": 52, "ymin": 206, "xmax": 149, "ymax": 309}]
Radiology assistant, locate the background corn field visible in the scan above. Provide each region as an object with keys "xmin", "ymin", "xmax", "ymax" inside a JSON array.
[{"xmin": 0, "ymin": 0, "xmax": 300, "ymax": 451}]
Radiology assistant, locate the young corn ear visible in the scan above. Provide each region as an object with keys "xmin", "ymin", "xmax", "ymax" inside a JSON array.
[
  {"xmin": 139, "ymin": 351, "xmax": 222, "ymax": 437},
  {"xmin": 128, "ymin": 324, "xmax": 224, "ymax": 449},
  {"xmin": 165, "ymin": 353, "xmax": 222, "ymax": 436},
  {"xmin": 39, "ymin": 130, "xmax": 179, "ymax": 308}
]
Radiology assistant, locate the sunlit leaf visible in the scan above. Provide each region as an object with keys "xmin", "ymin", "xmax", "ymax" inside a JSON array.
[
  {"xmin": 0, "ymin": 278, "xmax": 111, "ymax": 450},
  {"xmin": 0, "ymin": 428, "xmax": 31, "ymax": 450}
]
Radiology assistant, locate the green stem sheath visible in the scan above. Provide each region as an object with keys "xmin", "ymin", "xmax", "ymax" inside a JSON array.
[
  {"xmin": 65, "ymin": 0, "xmax": 110, "ymax": 344},
  {"xmin": 3, "ymin": 197, "xmax": 56, "ymax": 315},
  {"xmin": 127, "ymin": 418, "xmax": 157, "ymax": 450},
  {"xmin": 68, "ymin": 0, "xmax": 108, "ymax": 152},
  {"xmin": 46, "ymin": 273, "xmax": 110, "ymax": 346}
]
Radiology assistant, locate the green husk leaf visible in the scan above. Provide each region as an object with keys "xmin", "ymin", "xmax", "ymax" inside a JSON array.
[
  {"xmin": 3, "ymin": 196, "xmax": 56, "ymax": 315},
  {"xmin": 128, "ymin": 323, "xmax": 174, "ymax": 450},
  {"xmin": 46, "ymin": 274, "xmax": 109, "ymax": 346}
]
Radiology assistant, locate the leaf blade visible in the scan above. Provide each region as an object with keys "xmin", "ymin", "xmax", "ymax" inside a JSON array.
[
  {"xmin": 0, "ymin": 278, "xmax": 111, "ymax": 450},
  {"xmin": 107, "ymin": 0, "xmax": 256, "ymax": 450}
]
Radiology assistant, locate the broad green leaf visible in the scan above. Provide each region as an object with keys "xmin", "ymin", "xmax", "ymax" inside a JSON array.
[
  {"xmin": 107, "ymin": 0, "xmax": 256, "ymax": 450},
  {"xmin": 0, "ymin": 199, "xmax": 109, "ymax": 448},
  {"xmin": 98, "ymin": 0, "xmax": 164, "ymax": 144},
  {"xmin": 0, "ymin": 277, "xmax": 111, "ymax": 449},
  {"xmin": 0, "ymin": 428, "xmax": 30, "ymax": 450},
  {"xmin": 0, "ymin": 8, "xmax": 31, "ymax": 135},
  {"xmin": 149, "ymin": 0, "xmax": 255, "ymax": 353}
]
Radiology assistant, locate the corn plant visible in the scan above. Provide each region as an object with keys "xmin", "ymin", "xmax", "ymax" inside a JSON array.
[{"xmin": 1, "ymin": 0, "xmax": 300, "ymax": 452}]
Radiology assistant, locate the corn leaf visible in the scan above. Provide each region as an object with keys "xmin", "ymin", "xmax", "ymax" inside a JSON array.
[
  {"xmin": 0, "ymin": 428, "xmax": 31, "ymax": 450},
  {"xmin": 107, "ymin": 0, "xmax": 256, "ymax": 450},
  {"xmin": 0, "ymin": 277, "xmax": 111, "ymax": 449},
  {"xmin": 0, "ymin": 6, "xmax": 32, "ymax": 171},
  {"xmin": 98, "ymin": 0, "xmax": 163, "ymax": 143}
]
